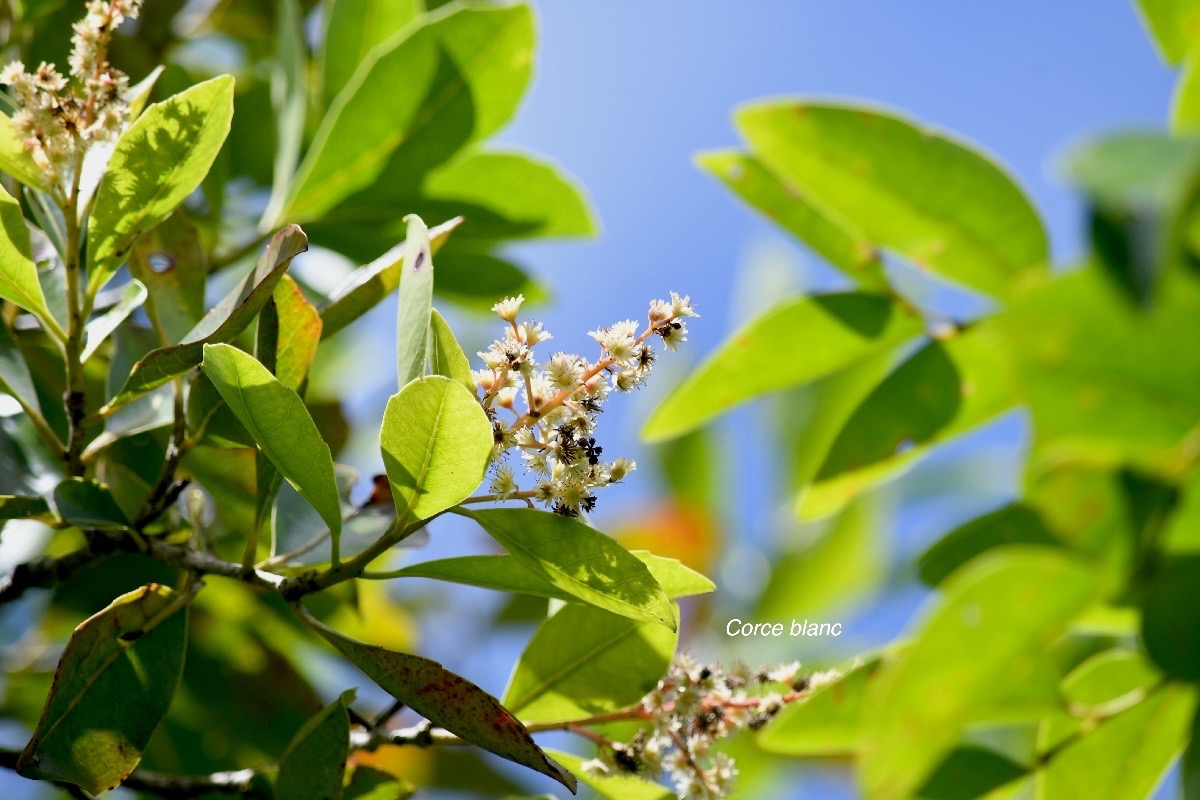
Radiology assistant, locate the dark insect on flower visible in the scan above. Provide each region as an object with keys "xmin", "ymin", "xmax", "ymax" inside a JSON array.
[
  {"xmin": 748, "ymin": 713, "xmax": 772, "ymax": 731},
  {"xmin": 579, "ymin": 493, "xmax": 597, "ymax": 513},
  {"xmin": 493, "ymin": 421, "xmax": 506, "ymax": 445},
  {"xmin": 655, "ymin": 321, "xmax": 684, "ymax": 338},
  {"xmin": 791, "ymin": 675, "xmax": 810, "ymax": 693},
  {"xmin": 579, "ymin": 396, "xmax": 603, "ymax": 416},
  {"xmin": 611, "ymin": 744, "xmax": 641, "ymax": 774},
  {"xmin": 552, "ymin": 502, "xmax": 580, "ymax": 517},
  {"xmin": 699, "ymin": 667, "xmax": 713, "ymax": 681}
]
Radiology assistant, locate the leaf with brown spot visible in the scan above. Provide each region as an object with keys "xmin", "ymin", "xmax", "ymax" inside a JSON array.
[
  {"xmin": 17, "ymin": 584, "xmax": 189, "ymax": 795},
  {"xmin": 302, "ymin": 611, "xmax": 576, "ymax": 794}
]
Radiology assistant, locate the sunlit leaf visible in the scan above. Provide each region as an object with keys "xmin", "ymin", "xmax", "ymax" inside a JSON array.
[
  {"xmin": 467, "ymin": 508, "xmax": 676, "ymax": 629},
  {"xmin": 758, "ymin": 657, "xmax": 880, "ymax": 756},
  {"xmin": 328, "ymin": 149, "xmax": 597, "ymax": 242},
  {"xmin": 429, "ymin": 308, "xmax": 474, "ymax": 391},
  {"xmin": 16, "ymin": 584, "xmax": 189, "ymax": 794},
  {"xmin": 82, "ymin": 280, "xmax": 147, "ymax": 361},
  {"xmin": 1037, "ymin": 683, "xmax": 1196, "ymax": 798},
  {"xmin": 738, "ymin": 102, "xmax": 1048, "ymax": 297},
  {"xmin": 505, "ymin": 603, "xmax": 678, "ymax": 724},
  {"xmin": 0, "ymin": 114, "xmax": 51, "ymax": 191},
  {"xmin": 860, "ymin": 548, "xmax": 1097, "ymax": 800},
  {"xmin": 107, "ymin": 225, "xmax": 307, "ymax": 410},
  {"xmin": 0, "ymin": 313, "xmax": 43, "ymax": 421},
  {"xmin": 545, "ymin": 749, "xmax": 673, "ymax": 800},
  {"xmin": 320, "ymin": 216, "xmax": 461, "ymax": 340},
  {"xmin": 275, "ymin": 689, "xmax": 354, "ymax": 800},
  {"xmin": 262, "ymin": 0, "xmax": 308, "ymax": 226},
  {"xmin": 200, "ymin": 343, "xmax": 343, "ymax": 551},
  {"xmin": 88, "ymin": 76, "xmax": 235, "ymax": 294},
  {"xmin": 802, "ymin": 326, "xmax": 1015, "ymax": 519},
  {"xmin": 1134, "ymin": 0, "xmax": 1200, "ymax": 63},
  {"xmin": 283, "ymin": 4, "xmax": 534, "ymax": 222},
  {"xmin": 1060, "ymin": 649, "xmax": 1162, "ymax": 713},
  {"xmin": 396, "ymin": 215, "xmax": 433, "ymax": 389},
  {"xmin": 304, "ymin": 613, "xmax": 577, "ymax": 793},
  {"xmin": 643, "ymin": 292, "xmax": 922, "ymax": 442},
  {"xmin": 697, "ymin": 149, "xmax": 885, "ymax": 287},
  {"xmin": 321, "ymin": 0, "xmax": 423, "ymax": 107},
  {"xmin": 388, "ymin": 550, "xmax": 712, "ymax": 601},
  {"xmin": 1000, "ymin": 266, "xmax": 1200, "ymax": 469},
  {"xmin": 271, "ymin": 275, "xmax": 323, "ymax": 391},
  {"xmin": 380, "ymin": 375, "xmax": 491, "ymax": 526},
  {"xmin": 0, "ymin": 182, "xmax": 53, "ymax": 325},
  {"xmin": 344, "ymin": 765, "xmax": 416, "ymax": 800}
]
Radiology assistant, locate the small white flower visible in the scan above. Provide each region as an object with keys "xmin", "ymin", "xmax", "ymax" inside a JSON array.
[
  {"xmin": 491, "ymin": 294, "xmax": 524, "ymax": 322},
  {"xmin": 607, "ymin": 457, "xmax": 636, "ymax": 483},
  {"xmin": 670, "ymin": 291, "xmax": 699, "ymax": 318},
  {"xmin": 489, "ymin": 464, "xmax": 518, "ymax": 498}
]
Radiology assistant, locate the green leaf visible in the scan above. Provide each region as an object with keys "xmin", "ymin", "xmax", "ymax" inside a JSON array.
[
  {"xmin": 1061, "ymin": 132, "xmax": 1200, "ymax": 304},
  {"xmin": 1142, "ymin": 556, "xmax": 1200, "ymax": 681},
  {"xmin": 1037, "ymin": 683, "xmax": 1196, "ymax": 798},
  {"xmin": 16, "ymin": 584, "xmax": 189, "ymax": 795},
  {"xmin": 504, "ymin": 603, "xmax": 678, "ymax": 723},
  {"xmin": 0, "ymin": 114, "xmax": 51, "ymax": 191},
  {"xmin": 643, "ymin": 291, "xmax": 923, "ymax": 442},
  {"xmin": 333, "ymin": 150, "xmax": 597, "ymax": 242},
  {"xmin": 802, "ymin": 326, "xmax": 1015, "ymax": 519},
  {"xmin": 1134, "ymin": 0, "xmax": 1200, "ymax": 63},
  {"xmin": 106, "ymin": 225, "xmax": 307, "ymax": 410},
  {"xmin": 860, "ymin": 548, "xmax": 1097, "ymax": 800},
  {"xmin": 999, "ymin": 265, "xmax": 1200, "ymax": 468},
  {"xmin": 271, "ymin": 275, "xmax": 323, "ymax": 391},
  {"xmin": 82, "ymin": 280, "xmax": 147, "ymax": 361},
  {"xmin": 433, "ymin": 248, "xmax": 550, "ymax": 309},
  {"xmin": 429, "ymin": 308, "xmax": 474, "ymax": 391},
  {"xmin": 388, "ymin": 550, "xmax": 714, "ymax": 601},
  {"xmin": 319, "ymin": 216, "xmax": 461, "ymax": 340},
  {"xmin": 321, "ymin": 0, "xmax": 423, "ymax": 107},
  {"xmin": 1060, "ymin": 649, "xmax": 1162, "ymax": 713},
  {"xmin": 125, "ymin": 66, "xmax": 164, "ymax": 121},
  {"xmin": 917, "ymin": 504, "xmax": 1062, "ymax": 588},
  {"xmin": 344, "ymin": 766, "xmax": 416, "ymax": 800},
  {"xmin": 200, "ymin": 343, "xmax": 343, "ymax": 552},
  {"xmin": 263, "ymin": 0, "xmax": 309, "ymax": 227},
  {"xmin": 0, "ymin": 313, "xmax": 42, "ymax": 420},
  {"xmin": 545, "ymin": 749, "xmax": 673, "ymax": 800},
  {"xmin": 127, "ymin": 211, "xmax": 208, "ymax": 345},
  {"xmin": 916, "ymin": 748, "xmax": 1028, "ymax": 800},
  {"xmin": 0, "ymin": 182, "xmax": 53, "ymax": 324},
  {"xmin": 275, "ymin": 689, "xmax": 354, "ymax": 800},
  {"xmin": 697, "ymin": 149, "xmax": 885, "ymax": 286},
  {"xmin": 53, "ymin": 477, "xmax": 130, "ymax": 532},
  {"xmin": 379, "ymin": 375, "xmax": 492, "ymax": 525},
  {"xmin": 283, "ymin": 4, "xmax": 534, "ymax": 222},
  {"xmin": 303, "ymin": 613, "xmax": 577, "ymax": 793},
  {"xmin": 0, "ymin": 495, "xmax": 51, "ymax": 521},
  {"xmin": 1175, "ymin": 48, "xmax": 1200, "ymax": 134},
  {"xmin": 465, "ymin": 508, "xmax": 676, "ymax": 629},
  {"xmin": 396, "ymin": 215, "xmax": 434, "ymax": 389},
  {"xmin": 88, "ymin": 75, "xmax": 235, "ymax": 294},
  {"xmin": 758, "ymin": 657, "xmax": 880, "ymax": 756},
  {"xmin": 737, "ymin": 102, "xmax": 1048, "ymax": 297}
]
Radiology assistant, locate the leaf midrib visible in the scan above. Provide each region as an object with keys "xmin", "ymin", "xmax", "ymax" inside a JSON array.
[{"xmin": 507, "ymin": 621, "xmax": 643, "ymax": 713}]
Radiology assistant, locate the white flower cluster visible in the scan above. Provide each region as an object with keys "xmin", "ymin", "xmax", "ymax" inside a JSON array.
[
  {"xmin": 582, "ymin": 655, "xmax": 839, "ymax": 800},
  {"xmin": 477, "ymin": 292, "xmax": 697, "ymax": 517},
  {"xmin": 0, "ymin": 0, "xmax": 143, "ymax": 184}
]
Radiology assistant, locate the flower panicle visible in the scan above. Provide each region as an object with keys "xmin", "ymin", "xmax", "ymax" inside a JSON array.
[
  {"xmin": 1, "ymin": 1, "xmax": 143, "ymax": 186},
  {"xmin": 582, "ymin": 654, "xmax": 833, "ymax": 800},
  {"xmin": 475, "ymin": 292, "xmax": 695, "ymax": 517}
]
